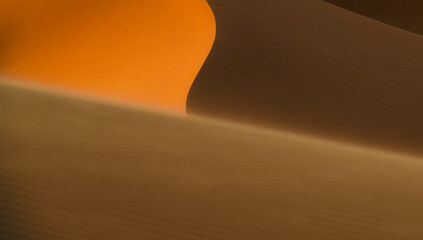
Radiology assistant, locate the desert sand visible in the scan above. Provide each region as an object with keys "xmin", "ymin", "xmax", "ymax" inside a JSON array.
[
  {"xmin": 323, "ymin": 0, "xmax": 423, "ymax": 35},
  {"xmin": 1, "ymin": 0, "xmax": 423, "ymax": 239},
  {"xmin": 1, "ymin": 80, "xmax": 423, "ymax": 239},
  {"xmin": 188, "ymin": 0, "xmax": 423, "ymax": 156},
  {"xmin": 0, "ymin": 0, "xmax": 215, "ymax": 111}
]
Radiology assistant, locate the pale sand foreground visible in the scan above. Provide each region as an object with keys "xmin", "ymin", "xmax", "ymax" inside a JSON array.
[{"xmin": 1, "ymin": 81, "xmax": 423, "ymax": 239}]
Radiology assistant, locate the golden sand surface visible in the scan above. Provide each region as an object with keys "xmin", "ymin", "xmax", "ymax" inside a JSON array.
[{"xmin": 1, "ymin": 81, "xmax": 423, "ymax": 239}]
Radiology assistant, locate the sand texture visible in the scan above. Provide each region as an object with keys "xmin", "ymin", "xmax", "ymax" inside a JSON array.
[{"xmin": 1, "ymin": 81, "xmax": 423, "ymax": 239}]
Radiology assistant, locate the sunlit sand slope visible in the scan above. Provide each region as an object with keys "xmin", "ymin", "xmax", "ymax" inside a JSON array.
[
  {"xmin": 0, "ymin": 0, "xmax": 215, "ymax": 111},
  {"xmin": 187, "ymin": 0, "xmax": 423, "ymax": 156},
  {"xmin": 1, "ymin": 81, "xmax": 423, "ymax": 239},
  {"xmin": 322, "ymin": 0, "xmax": 423, "ymax": 35}
]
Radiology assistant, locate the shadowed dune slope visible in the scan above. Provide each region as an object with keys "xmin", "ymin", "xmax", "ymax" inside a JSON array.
[
  {"xmin": 322, "ymin": 0, "xmax": 423, "ymax": 35},
  {"xmin": 1, "ymin": 81, "xmax": 423, "ymax": 239},
  {"xmin": 187, "ymin": 0, "xmax": 423, "ymax": 156}
]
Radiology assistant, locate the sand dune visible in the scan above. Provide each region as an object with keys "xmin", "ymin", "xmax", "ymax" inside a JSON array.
[
  {"xmin": 188, "ymin": 0, "xmax": 423, "ymax": 156},
  {"xmin": 0, "ymin": 0, "xmax": 215, "ymax": 111},
  {"xmin": 322, "ymin": 0, "xmax": 423, "ymax": 35},
  {"xmin": 1, "ymin": 81, "xmax": 423, "ymax": 239},
  {"xmin": 1, "ymin": 1, "xmax": 423, "ymax": 239}
]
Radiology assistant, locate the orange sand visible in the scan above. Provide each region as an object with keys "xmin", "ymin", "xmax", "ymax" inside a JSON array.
[{"xmin": 0, "ymin": 0, "xmax": 215, "ymax": 111}]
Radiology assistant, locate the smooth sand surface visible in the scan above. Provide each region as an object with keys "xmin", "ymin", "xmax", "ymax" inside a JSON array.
[
  {"xmin": 0, "ymin": 0, "xmax": 215, "ymax": 111},
  {"xmin": 322, "ymin": 0, "xmax": 423, "ymax": 35},
  {"xmin": 188, "ymin": 0, "xmax": 423, "ymax": 156},
  {"xmin": 1, "ymin": 81, "xmax": 423, "ymax": 239}
]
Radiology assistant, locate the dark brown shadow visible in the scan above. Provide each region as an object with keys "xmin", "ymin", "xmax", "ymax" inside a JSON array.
[
  {"xmin": 322, "ymin": 0, "xmax": 423, "ymax": 36},
  {"xmin": 187, "ymin": 0, "xmax": 423, "ymax": 156}
]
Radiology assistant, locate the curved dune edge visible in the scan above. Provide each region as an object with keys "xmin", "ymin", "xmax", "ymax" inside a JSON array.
[
  {"xmin": 322, "ymin": 0, "xmax": 423, "ymax": 36},
  {"xmin": 187, "ymin": 0, "xmax": 423, "ymax": 156},
  {"xmin": 1, "ymin": 78, "xmax": 419, "ymax": 159},
  {"xmin": 2, "ymin": 80, "xmax": 423, "ymax": 239},
  {"xmin": 0, "ymin": 0, "xmax": 216, "ymax": 112}
]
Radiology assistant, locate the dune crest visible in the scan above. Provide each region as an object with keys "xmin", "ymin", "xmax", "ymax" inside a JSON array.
[
  {"xmin": 322, "ymin": 0, "xmax": 423, "ymax": 36},
  {"xmin": 2, "ymin": 81, "xmax": 423, "ymax": 239}
]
